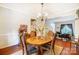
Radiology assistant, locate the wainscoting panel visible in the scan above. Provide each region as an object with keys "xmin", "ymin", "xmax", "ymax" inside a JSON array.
[{"xmin": 0, "ymin": 32, "xmax": 20, "ymax": 49}]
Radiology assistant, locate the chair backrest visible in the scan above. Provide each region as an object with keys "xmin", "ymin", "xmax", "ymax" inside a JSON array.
[
  {"xmin": 46, "ymin": 31, "xmax": 55, "ymax": 40},
  {"xmin": 20, "ymin": 31, "xmax": 28, "ymax": 55},
  {"xmin": 51, "ymin": 33, "xmax": 64, "ymax": 55},
  {"xmin": 19, "ymin": 24, "xmax": 29, "ymax": 55},
  {"xmin": 30, "ymin": 31, "xmax": 36, "ymax": 37},
  {"xmin": 52, "ymin": 32, "xmax": 73, "ymax": 55},
  {"xmin": 47, "ymin": 31, "xmax": 54, "ymax": 36},
  {"xmin": 19, "ymin": 24, "xmax": 27, "ymax": 34}
]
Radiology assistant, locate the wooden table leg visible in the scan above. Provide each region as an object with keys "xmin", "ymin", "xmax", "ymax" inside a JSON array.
[{"xmin": 37, "ymin": 46, "xmax": 43, "ymax": 55}]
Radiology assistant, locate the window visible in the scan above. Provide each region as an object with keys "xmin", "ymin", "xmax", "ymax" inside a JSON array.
[{"xmin": 60, "ymin": 24, "xmax": 73, "ymax": 36}]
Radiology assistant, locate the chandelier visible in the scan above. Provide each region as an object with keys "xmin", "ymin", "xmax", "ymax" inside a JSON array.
[
  {"xmin": 37, "ymin": 3, "xmax": 48, "ymax": 21},
  {"xmin": 36, "ymin": 3, "xmax": 48, "ymax": 37}
]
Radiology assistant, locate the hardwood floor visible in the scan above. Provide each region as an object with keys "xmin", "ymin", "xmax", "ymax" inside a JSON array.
[
  {"xmin": 55, "ymin": 39, "xmax": 79, "ymax": 55},
  {"xmin": 0, "ymin": 44, "xmax": 21, "ymax": 55},
  {"xmin": 0, "ymin": 39, "xmax": 79, "ymax": 55}
]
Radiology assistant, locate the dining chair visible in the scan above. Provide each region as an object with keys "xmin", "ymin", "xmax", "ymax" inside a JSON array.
[
  {"xmin": 52, "ymin": 32, "xmax": 65, "ymax": 55},
  {"xmin": 52, "ymin": 36, "xmax": 64, "ymax": 55},
  {"xmin": 20, "ymin": 31, "xmax": 27, "ymax": 55},
  {"xmin": 19, "ymin": 25, "xmax": 37, "ymax": 55},
  {"xmin": 30, "ymin": 31, "xmax": 36, "ymax": 37},
  {"xmin": 41, "ymin": 31, "xmax": 63, "ymax": 55},
  {"xmin": 41, "ymin": 31, "xmax": 55, "ymax": 54},
  {"xmin": 20, "ymin": 31, "xmax": 38, "ymax": 55}
]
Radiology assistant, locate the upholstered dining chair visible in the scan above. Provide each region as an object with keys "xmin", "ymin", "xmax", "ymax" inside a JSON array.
[
  {"xmin": 52, "ymin": 38, "xmax": 64, "ymax": 55},
  {"xmin": 40, "ymin": 31, "xmax": 63, "ymax": 55},
  {"xmin": 40, "ymin": 31, "xmax": 55, "ymax": 54},
  {"xmin": 20, "ymin": 31, "xmax": 37, "ymax": 55},
  {"xmin": 52, "ymin": 32, "xmax": 64, "ymax": 55},
  {"xmin": 19, "ymin": 25, "xmax": 37, "ymax": 55}
]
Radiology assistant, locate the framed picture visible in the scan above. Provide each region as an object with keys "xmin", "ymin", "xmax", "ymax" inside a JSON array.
[{"xmin": 31, "ymin": 18, "xmax": 36, "ymax": 31}]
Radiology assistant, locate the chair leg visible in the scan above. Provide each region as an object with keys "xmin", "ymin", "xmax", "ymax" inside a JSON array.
[
  {"xmin": 50, "ymin": 43, "xmax": 53, "ymax": 55},
  {"xmin": 37, "ymin": 46, "xmax": 43, "ymax": 55},
  {"xmin": 22, "ymin": 48, "xmax": 25, "ymax": 55},
  {"xmin": 40, "ymin": 46, "xmax": 43, "ymax": 54},
  {"xmin": 22, "ymin": 46, "xmax": 28, "ymax": 55},
  {"xmin": 21, "ymin": 43, "xmax": 25, "ymax": 55}
]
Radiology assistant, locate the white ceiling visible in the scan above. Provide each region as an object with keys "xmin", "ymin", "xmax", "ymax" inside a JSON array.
[{"xmin": 0, "ymin": 3, "xmax": 79, "ymax": 21}]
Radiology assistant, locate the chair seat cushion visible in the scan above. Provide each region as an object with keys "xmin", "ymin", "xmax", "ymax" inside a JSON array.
[
  {"xmin": 27, "ymin": 45, "xmax": 37, "ymax": 54},
  {"xmin": 42, "ymin": 44, "xmax": 50, "ymax": 51}
]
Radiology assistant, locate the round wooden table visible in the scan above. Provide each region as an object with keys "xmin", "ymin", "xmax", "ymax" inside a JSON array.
[{"xmin": 26, "ymin": 37, "xmax": 52, "ymax": 55}]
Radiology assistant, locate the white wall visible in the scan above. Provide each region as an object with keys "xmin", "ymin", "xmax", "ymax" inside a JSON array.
[
  {"xmin": 46, "ymin": 19, "xmax": 55, "ymax": 33},
  {"xmin": 74, "ymin": 19, "xmax": 79, "ymax": 39},
  {"xmin": 0, "ymin": 6, "xmax": 30, "ymax": 49}
]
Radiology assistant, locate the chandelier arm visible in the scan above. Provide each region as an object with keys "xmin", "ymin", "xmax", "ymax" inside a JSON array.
[{"xmin": 41, "ymin": 3, "xmax": 44, "ymax": 21}]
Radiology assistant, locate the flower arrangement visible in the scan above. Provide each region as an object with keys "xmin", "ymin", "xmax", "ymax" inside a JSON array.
[{"xmin": 36, "ymin": 17, "xmax": 48, "ymax": 37}]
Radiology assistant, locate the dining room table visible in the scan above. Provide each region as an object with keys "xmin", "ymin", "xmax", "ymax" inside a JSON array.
[{"xmin": 26, "ymin": 36, "xmax": 52, "ymax": 55}]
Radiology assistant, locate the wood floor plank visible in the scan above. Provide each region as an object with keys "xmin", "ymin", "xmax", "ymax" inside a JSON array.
[{"xmin": 0, "ymin": 44, "xmax": 21, "ymax": 55}]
